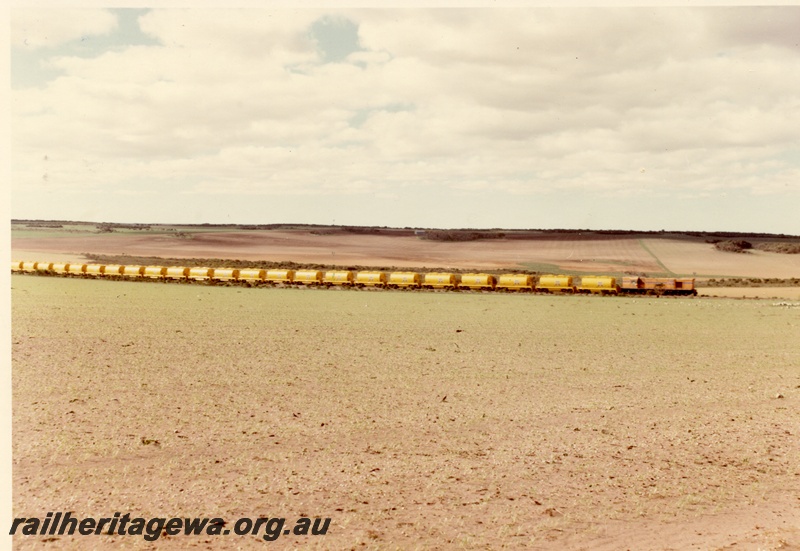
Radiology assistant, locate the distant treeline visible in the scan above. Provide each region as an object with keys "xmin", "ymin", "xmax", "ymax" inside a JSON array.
[
  {"xmin": 23, "ymin": 222, "xmax": 63, "ymax": 228},
  {"xmin": 11, "ymin": 219, "xmax": 800, "ymax": 240},
  {"xmin": 421, "ymin": 230, "xmax": 506, "ymax": 242},
  {"xmin": 97, "ymin": 224, "xmax": 151, "ymax": 232}
]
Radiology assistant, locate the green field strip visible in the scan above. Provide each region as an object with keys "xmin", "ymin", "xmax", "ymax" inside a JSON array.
[{"xmin": 637, "ymin": 238, "xmax": 674, "ymax": 275}]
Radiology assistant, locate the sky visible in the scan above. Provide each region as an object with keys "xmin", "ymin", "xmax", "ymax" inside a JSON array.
[{"xmin": 8, "ymin": 5, "xmax": 800, "ymax": 233}]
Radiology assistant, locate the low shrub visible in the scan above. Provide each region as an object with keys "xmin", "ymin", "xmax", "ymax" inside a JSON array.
[
  {"xmin": 714, "ymin": 240, "xmax": 752, "ymax": 253},
  {"xmin": 755, "ymin": 242, "xmax": 800, "ymax": 254}
]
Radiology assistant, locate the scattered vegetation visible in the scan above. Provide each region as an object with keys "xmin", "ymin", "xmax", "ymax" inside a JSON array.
[
  {"xmin": 420, "ymin": 230, "xmax": 506, "ymax": 242},
  {"xmin": 711, "ymin": 240, "xmax": 800, "ymax": 255},
  {"xmin": 714, "ymin": 240, "xmax": 753, "ymax": 253},
  {"xmin": 24, "ymin": 223, "xmax": 63, "ymax": 228},
  {"xmin": 703, "ymin": 277, "xmax": 800, "ymax": 287},
  {"xmin": 755, "ymin": 242, "xmax": 800, "ymax": 254},
  {"xmin": 342, "ymin": 226, "xmax": 385, "ymax": 235},
  {"xmin": 97, "ymin": 224, "xmax": 152, "ymax": 233}
]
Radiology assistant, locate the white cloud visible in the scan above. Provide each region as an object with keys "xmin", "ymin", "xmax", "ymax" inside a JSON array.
[
  {"xmin": 11, "ymin": 8, "xmax": 118, "ymax": 49},
  {"xmin": 10, "ymin": 7, "xmax": 800, "ymax": 231}
]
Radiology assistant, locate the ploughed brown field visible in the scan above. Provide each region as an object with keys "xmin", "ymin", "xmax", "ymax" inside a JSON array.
[
  {"xmin": 11, "ymin": 275, "xmax": 800, "ymax": 550},
  {"xmin": 11, "ymin": 225, "xmax": 800, "ymax": 278}
]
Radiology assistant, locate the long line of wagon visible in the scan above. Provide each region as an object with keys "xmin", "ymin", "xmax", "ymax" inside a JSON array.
[{"xmin": 11, "ymin": 260, "xmax": 697, "ymax": 296}]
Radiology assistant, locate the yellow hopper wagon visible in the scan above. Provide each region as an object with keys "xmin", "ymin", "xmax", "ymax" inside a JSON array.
[
  {"xmin": 266, "ymin": 269, "xmax": 295, "ymax": 285},
  {"xmin": 211, "ymin": 268, "xmax": 239, "ymax": 282},
  {"xmin": 122, "ymin": 265, "xmax": 145, "ymax": 278},
  {"xmin": 101, "ymin": 265, "xmax": 125, "ymax": 278},
  {"xmin": 356, "ymin": 271, "xmax": 387, "ymax": 288},
  {"xmin": 143, "ymin": 266, "xmax": 166, "ymax": 279},
  {"xmin": 323, "ymin": 270, "xmax": 354, "ymax": 287},
  {"xmin": 34, "ymin": 261, "xmax": 53, "ymax": 274},
  {"xmin": 388, "ymin": 272, "xmax": 422, "ymax": 289},
  {"xmin": 496, "ymin": 274, "xmax": 534, "ymax": 291},
  {"xmin": 423, "ymin": 272, "xmax": 458, "ymax": 290},
  {"xmin": 50, "ymin": 263, "xmax": 69, "ymax": 275},
  {"xmin": 188, "ymin": 267, "xmax": 213, "ymax": 281},
  {"xmin": 577, "ymin": 276, "xmax": 619, "ymax": 295},
  {"xmin": 238, "ymin": 268, "xmax": 266, "ymax": 285},
  {"xmin": 67, "ymin": 263, "xmax": 87, "ymax": 276},
  {"xmin": 536, "ymin": 275, "xmax": 576, "ymax": 293},
  {"xmin": 294, "ymin": 270, "xmax": 323, "ymax": 286},
  {"xmin": 164, "ymin": 266, "xmax": 189, "ymax": 281},
  {"xmin": 84, "ymin": 264, "xmax": 104, "ymax": 277},
  {"xmin": 460, "ymin": 273, "xmax": 497, "ymax": 291}
]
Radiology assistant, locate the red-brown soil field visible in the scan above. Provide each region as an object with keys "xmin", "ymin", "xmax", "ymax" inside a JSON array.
[{"xmin": 11, "ymin": 225, "xmax": 800, "ymax": 278}]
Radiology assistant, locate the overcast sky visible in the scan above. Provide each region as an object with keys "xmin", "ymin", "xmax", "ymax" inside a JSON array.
[{"xmin": 9, "ymin": 6, "xmax": 800, "ymax": 233}]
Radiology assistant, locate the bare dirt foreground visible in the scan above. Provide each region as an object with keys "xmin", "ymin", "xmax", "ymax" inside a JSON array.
[
  {"xmin": 698, "ymin": 287, "xmax": 800, "ymax": 300},
  {"xmin": 10, "ymin": 275, "xmax": 800, "ymax": 550}
]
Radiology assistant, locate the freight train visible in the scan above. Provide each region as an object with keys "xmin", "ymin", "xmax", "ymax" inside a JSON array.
[{"xmin": 11, "ymin": 260, "xmax": 698, "ymax": 296}]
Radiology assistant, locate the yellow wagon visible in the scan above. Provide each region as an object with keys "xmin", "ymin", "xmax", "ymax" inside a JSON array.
[
  {"xmin": 356, "ymin": 271, "xmax": 387, "ymax": 287},
  {"xmin": 536, "ymin": 275, "xmax": 576, "ymax": 293},
  {"xmin": 323, "ymin": 270, "xmax": 354, "ymax": 286},
  {"xmin": 460, "ymin": 273, "xmax": 497, "ymax": 291},
  {"xmin": 294, "ymin": 270, "xmax": 323, "ymax": 285},
  {"xmin": 497, "ymin": 274, "xmax": 534, "ymax": 291},
  {"xmin": 388, "ymin": 272, "xmax": 422, "ymax": 288},
  {"xmin": 577, "ymin": 276, "xmax": 618, "ymax": 295},
  {"xmin": 423, "ymin": 272, "xmax": 458, "ymax": 289}
]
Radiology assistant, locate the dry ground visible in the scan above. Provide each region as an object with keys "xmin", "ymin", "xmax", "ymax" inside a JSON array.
[
  {"xmin": 641, "ymin": 239, "xmax": 800, "ymax": 279},
  {"xmin": 698, "ymin": 287, "xmax": 800, "ymax": 300},
  {"xmin": 11, "ymin": 230, "xmax": 661, "ymax": 272},
  {"xmin": 11, "ymin": 275, "xmax": 800, "ymax": 550},
  {"xmin": 11, "ymin": 227, "xmax": 800, "ymax": 277}
]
